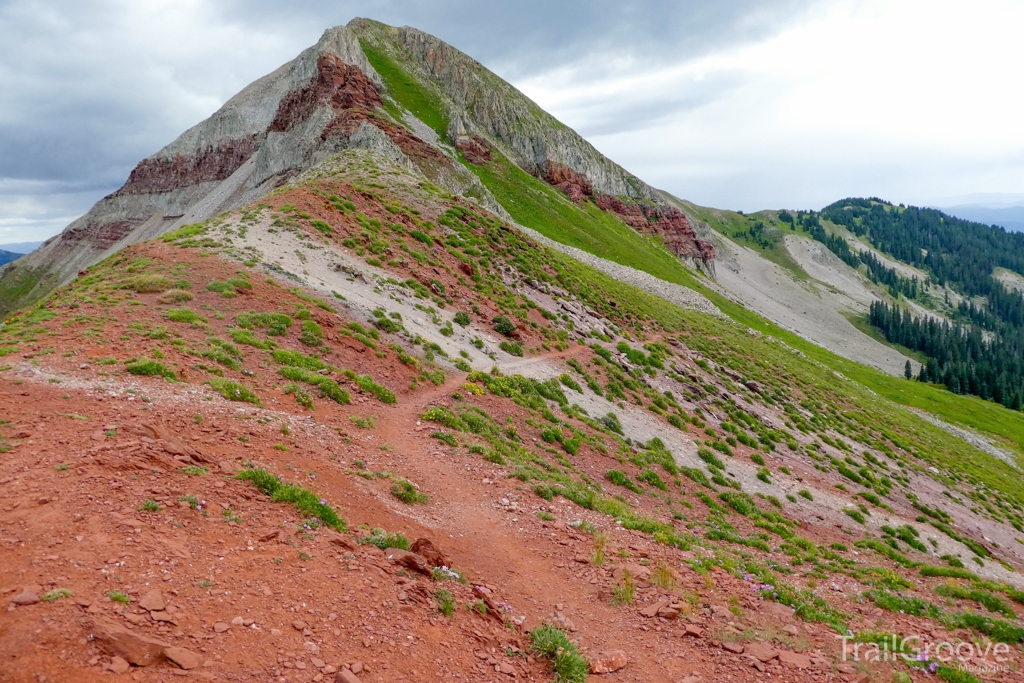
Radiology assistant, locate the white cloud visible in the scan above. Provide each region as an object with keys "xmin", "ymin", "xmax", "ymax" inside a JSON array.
[{"xmin": 517, "ymin": 0, "xmax": 1024, "ymax": 210}]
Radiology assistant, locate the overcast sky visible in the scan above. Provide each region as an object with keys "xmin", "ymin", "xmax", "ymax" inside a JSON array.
[{"xmin": 2, "ymin": 0, "xmax": 1023, "ymax": 244}]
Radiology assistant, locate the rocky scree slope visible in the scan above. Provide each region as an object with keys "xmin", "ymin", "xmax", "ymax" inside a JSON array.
[{"xmin": 0, "ymin": 19, "xmax": 714, "ymax": 317}]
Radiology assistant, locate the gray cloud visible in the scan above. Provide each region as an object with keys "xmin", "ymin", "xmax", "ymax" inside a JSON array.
[{"xmin": 3, "ymin": 0, "xmax": 1020, "ymax": 241}]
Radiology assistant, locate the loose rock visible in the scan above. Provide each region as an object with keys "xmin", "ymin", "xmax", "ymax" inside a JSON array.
[
  {"xmin": 109, "ymin": 656, "xmax": 130, "ymax": 674},
  {"xmin": 90, "ymin": 618, "xmax": 168, "ymax": 666},
  {"xmin": 138, "ymin": 589, "xmax": 166, "ymax": 612},
  {"xmin": 164, "ymin": 646, "xmax": 202, "ymax": 670},
  {"xmin": 384, "ymin": 549, "xmax": 432, "ymax": 576},
  {"xmin": 589, "ymin": 650, "xmax": 627, "ymax": 674}
]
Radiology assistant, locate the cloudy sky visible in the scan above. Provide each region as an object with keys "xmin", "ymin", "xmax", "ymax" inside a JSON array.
[{"xmin": 2, "ymin": 0, "xmax": 1023, "ymax": 244}]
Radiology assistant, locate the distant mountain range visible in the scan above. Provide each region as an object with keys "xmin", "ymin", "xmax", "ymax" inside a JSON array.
[
  {"xmin": 0, "ymin": 241, "xmax": 43, "ymax": 255},
  {"xmin": 0, "ymin": 241, "xmax": 43, "ymax": 268},
  {"xmin": 937, "ymin": 205, "xmax": 1024, "ymax": 232}
]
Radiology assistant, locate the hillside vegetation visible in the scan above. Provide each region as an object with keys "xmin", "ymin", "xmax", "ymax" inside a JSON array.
[{"xmin": 3, "ymin": 21, "xmax": 1024, "ymax": 683}]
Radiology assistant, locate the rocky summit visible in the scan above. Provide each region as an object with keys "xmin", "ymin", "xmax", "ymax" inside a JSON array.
[{"xmin": 2, "ymin": 17, "xmax": 1024, "ymax": 683}]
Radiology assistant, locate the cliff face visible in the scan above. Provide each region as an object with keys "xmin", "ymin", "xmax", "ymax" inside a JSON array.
[
  {"xmin": 348, "ymin": 20, "xmax": 656, "ymax": 200},
  {"xmin": 0, "ymin": 18, "xmax": 716, "ymax": 314},
  {"xmin": 348, "ymin": 19, "xmax": 716, "ymax": 274}
]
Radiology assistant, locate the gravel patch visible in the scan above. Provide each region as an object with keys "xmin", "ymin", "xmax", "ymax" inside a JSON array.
[{"xmin": 912, "ymin": 409, "xmax": 1021, "ymax": 470}]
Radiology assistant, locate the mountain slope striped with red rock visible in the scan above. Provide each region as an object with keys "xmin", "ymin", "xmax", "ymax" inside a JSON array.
[{"xmin": 0, "ymin": 18, "xmax": 714, "ymax": 315}]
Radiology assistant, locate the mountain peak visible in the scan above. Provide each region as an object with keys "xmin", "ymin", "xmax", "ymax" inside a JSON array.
[{"xmin": 0, "ymin": 20, "xmax": 714, "ymax": 313}]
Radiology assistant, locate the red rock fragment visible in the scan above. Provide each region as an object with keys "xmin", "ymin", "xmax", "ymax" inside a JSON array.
[
  {"xmin": 164, "ymin": 646, "xmax": 202, "ymax": 670},
  {"xmin": 384, "ymin": 549, "xmax": 432, "ymax": 576},
  {"xmin": 589, "ymin": 650, "xmax": 627, "ymax": 674},
  {"xmin": 89, "ymin": 618, "xmax": 168, "ymax": 666}
]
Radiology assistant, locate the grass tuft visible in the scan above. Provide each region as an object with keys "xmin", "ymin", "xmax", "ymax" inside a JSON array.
[
  {"xmin": 206, "ymin": 378, "xmax": 260, "ymax": 405},
  {"xmin": 40, "ymin": 588, "xmax": 71, "ymax": 602},
  {"xmin": 529, "ymin": 624, "xmax": 589, "ymax": 683},
  {"xmin": 237, "ymin": 468, "xmax": 346, "ymax": 531},
  {"xmin": 392, "ymin": 479, "xmax": 428, "ymax": 504},
  {"xmin": 126, "ymin": 360, "xmax": 176, "ymax": 380},
  {"xmin": 360, "ymin": 528, "xmax": 409, "ymax": 550}
]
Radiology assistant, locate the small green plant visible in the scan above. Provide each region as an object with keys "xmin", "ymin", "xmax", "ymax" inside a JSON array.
[
  {"xmin": 137, "ymin": 499, "xmax": 160, "ymax": 512},
  {"xmin": 361, "ymin": 528, "xmax": 410, "ymax": 551},
  {"xmin": 435, "ymin": 589, "xmax": 456, "ymax": 617},
  {"xmin": 165, "ymin": 308, "xmax": 205, "ymax": 324},
  {"xmin": 537, "ymin": 511, "xmax": 555, "ymax": 521},
  {"xmin": 493, "ymin": 315, "xmax": 517, "ymax": 336},
  {"xmin": 196, "ymin": 579, "xmax": 214, "ymax": 589},
  {"xmin": 107, "ymin": 591, "xmax": 130, "ymax": 605},
  {"xmin": 222, "ymin": 509, "xmax": 243, "ymax": 524},
  {"xmin": 920, "ymin": 565, "xmax": 978, "ymax": 579},
  {"xmin": 392, "ymin": 479, "xmax": 428, "ymax": 504},
  {"xmin": 55, "ymin": 464, "xmax": 70, "ymax": 471},
  {"xmin": 454, "ymin": 311, "xmax": 471, "ymax": 327},
  {"xmin": 283, "ymin": 382, "xmax": 314, "ymax": 409},
  {"xmin": 207, "ymin": 377, "xmax": 260, "ymax": 405},
  {"xmin": 499, "ymin": 340, "xmax": 523, "ymax": 357},
  {"xmin": 179, "ymin": 465, "xmax": 207, "ymax": 476},
  {"xmin": 797, "ymin": 489, "xmax": 813, "ymax": 501},
  {"xmin": 126, "ymin": 360, "xmax": 176, "ymax": 380},
  {"xmin": 843, "ymin": 508, "xmax": 866, "ymax": 524},
  {"xmin": 606, "ymin": 469, "xmax": 642, "ymax": 494},
  {"xmin": 40, "ymin": 588, "xmax": 71, "ymax": 602},
  {"xmin": 237, "ymin": 468, "xmax": 346, "ymax": 531},
  {"xmin": 350, "ymin": 415, "xmax": 377, "ymax": 429},
  {"xmin": 430, "ymin": 430, "xmax": 458, "ymax": 447},
  {"xmin": 611, "ymin": 569, "xmax": 636, "ymax": 605},
  {"xmin": 529, "ymin": 624, "xmax": 589, "ymax": 683},
  {"xmin": 179, "ymin": 494, "xmax": 200, "ymax": 509}
]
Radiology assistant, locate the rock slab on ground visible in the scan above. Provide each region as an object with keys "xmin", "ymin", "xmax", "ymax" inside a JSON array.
[
  {"xmin": 90, "ymin": 618, "xmax": 169, "ymax": 666},
  {"xmin": 164, "ymin": 646, "xmax": 203, "ymax": 670}
]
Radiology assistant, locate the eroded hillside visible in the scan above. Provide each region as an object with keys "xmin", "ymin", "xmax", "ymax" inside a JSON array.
[{"xmin": 3, "ymin": 152, "xmax": 1024, "ymax": 683}]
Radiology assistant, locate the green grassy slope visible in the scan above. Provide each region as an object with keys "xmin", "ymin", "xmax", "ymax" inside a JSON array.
[
  {"xmin": 361, "ymin": 43, "xmax": 450, "ymax": 138},
  {"xmin": 468, "ymin": 151, "xmax": 709, "ymax": 289},
  {"xmin": 355, "ymin": 35, "xmax": 1024, "ymax": 460}
]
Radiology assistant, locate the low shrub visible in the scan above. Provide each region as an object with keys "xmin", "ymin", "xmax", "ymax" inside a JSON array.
[
  {"xmin": 126, "ymin": 360, "xmax": 176, "ymax": 380},
  {"xmin": 529, "ymin": 624, "xmax": 589, "ymax": 683},
  {"xmin": 237, "ymin": 468, "xmax": 345, "ymax": 531},
  {"xmin": 392, "ymin": 479, "xmax": 428, "ymax": 504}
]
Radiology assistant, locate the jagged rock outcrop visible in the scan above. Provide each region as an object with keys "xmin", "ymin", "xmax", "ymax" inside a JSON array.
[
  {"xmin": 542, "ymin": 162, "xmax": 593, "ymax": 204},
  {"xmin": 595, "ymin": 195, "xmax": 716, "ymax": 273},
  {"xmin": 455, "ymin": 135, "xmax": 492, "ymax": 165},
  {"xmin": 349, "ymin": 19, "xmax": 660, "ymax": 201}
]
